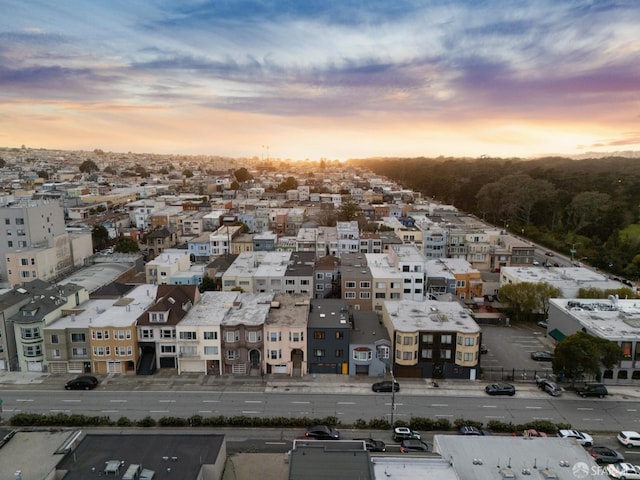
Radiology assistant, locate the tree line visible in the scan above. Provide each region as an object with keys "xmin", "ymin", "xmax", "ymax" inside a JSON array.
[{"xmin": 348, "ymin": 156, "xmax": 640, "ymax": 280}]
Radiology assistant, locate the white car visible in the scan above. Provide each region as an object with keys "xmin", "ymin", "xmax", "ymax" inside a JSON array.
[
  {"xmin": 558, "ymin": 429, "xmax": 593, "ymax": 447},
  {"xmin": 607, "ymin": 463, "xmax": 640, "ymax": 479},
  {"xmin": 618, "ymin": 431, "xmax": 640, "ymax": 447}
]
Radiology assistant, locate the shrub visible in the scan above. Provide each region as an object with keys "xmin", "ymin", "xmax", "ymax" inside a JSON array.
[{"xmin": 136, "ymin": 416, "xmax": 157, "ymax": 427}]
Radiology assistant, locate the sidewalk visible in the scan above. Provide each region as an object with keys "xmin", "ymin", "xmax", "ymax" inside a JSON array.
[{"xmin": 2, "ymin": 370, "xmax": 640, "ymax": 400}]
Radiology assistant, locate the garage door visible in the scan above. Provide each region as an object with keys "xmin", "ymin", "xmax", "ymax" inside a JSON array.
[
  {"xmin": 49, "ymin": 362, "xmax": 68, "ymax": 374},
  {"xmin": 107, "ymin": 361, "xmax": 122, "ymax": 374},
  {"xmin": 273, "ymin": 364, "xmax": 287, "ymax": 374}
]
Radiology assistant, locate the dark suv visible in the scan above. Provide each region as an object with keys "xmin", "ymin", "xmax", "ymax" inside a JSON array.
[{"xmin": 576, "ymin": 383, "xmax": 608, "ymax": 398}]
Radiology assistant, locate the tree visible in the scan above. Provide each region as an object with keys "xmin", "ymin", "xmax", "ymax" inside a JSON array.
[
  {"xmin": 114, "ymin": 237, "xmax": 140, "ymax": 253},
  {"xmin": 182, "ymin": 169, "xmax": 194, "ymax": 178},
  {"xmin": 79, "ymin": 159, "xmax": 99, "ymax": 174},
  {"xmin": 91, "ymin": 224, "xmax": 110, "ymax": 251},
  {"xmin": 553, "ymin": 331, "xmax": 622, "ymax": 381},
  {"xmin": 37, "ymin": 170, "xmax": 49, "ymax": 179},
  {"xmin": 134, "ymin": 165, "xmax": 149, "ymax": 178},
  {"xmin": 103, "ymin": 166, "xmax": 117, "ymax": 175},
  {"xmin": 276, "ymin": 176, "xmax": 298, "ymax": 192},
  {"xmin": 0, "ymin": 158, "xmax": 6, "ymax": 168},
  {"xmin": 200, "ymin": 275, "xmax": 217, "ymax": 292},
  {"xmin": 497, "ymin": 282, "xmax": 561, "ymax": 322},
  {"xmin": 234, "ymin": 167, "xmax": 253, "ymax": 183},
  {"xmin": 338, "ymin": 196, "xmax": 361, "ymax": 222}
]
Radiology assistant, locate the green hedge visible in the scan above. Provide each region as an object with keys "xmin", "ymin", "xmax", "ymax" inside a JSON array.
[{"xmin": 6, "ymin": 412, "xmax": 572, "ymax": 434}]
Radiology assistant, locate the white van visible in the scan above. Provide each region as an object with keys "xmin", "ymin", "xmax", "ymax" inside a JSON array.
[{"xmin": 122, "ymin": 464, "xmax": 142, "ymax": 480}]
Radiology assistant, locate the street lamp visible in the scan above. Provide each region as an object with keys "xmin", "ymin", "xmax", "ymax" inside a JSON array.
[{"xmin": 390, "ymin": 368, "xmax": 396, "ymax": 427}]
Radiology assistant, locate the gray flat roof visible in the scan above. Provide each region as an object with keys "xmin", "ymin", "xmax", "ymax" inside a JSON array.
[
  {"xmin": 384, "ymin": 299, "xmax": 480, "ymax": 333},
  {"xmin": 56, "ymin": 432, "xmax": 225, "ymax": 480},
  {"xmin": 0, "ymin": 430, "xmax": 74, "ymax": 480}
]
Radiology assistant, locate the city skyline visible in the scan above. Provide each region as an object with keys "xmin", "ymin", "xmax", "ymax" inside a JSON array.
[{"xmin": 1, "ymin": 1, "xmax": 639, "ymax": 161}]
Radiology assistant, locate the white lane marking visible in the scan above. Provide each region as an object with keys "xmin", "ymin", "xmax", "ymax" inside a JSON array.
[
  {"xmin": 199, "ymin": 410, "xmax": 212, "ymax": 414},
  {"xmin": 101, "ymin": 410, "xmax": 118, "ymax": 413},
  {"xmin": 482, "ymin": 405, "xmax": 497, "ymax": 408},
  {"xmin": 242, "ymin": 411, "xmax": 259, "ymax": 414},
  {"xmin": 159, "ymin": 400, "xmax": 175, "ymax": 403},
  {"xmin": 110, "ymin": 399, "xmax": 127, "ymax": 403},
  {"xmin": 203, "ymin": 400, "xmax": 219, "ymax": 403},
  {"xmin": 337, "ymin": 402, "xmax": 356, "ymax": 405},
  {"xmin": 244, "ymin": 400, "xmax": 262, "ymax": 404},
  {"xmin": 62, "ymin": 399, "xmax": 81, "ymax": 403},
  {"xmin": 577, "ymin": 407, "xmax": 593, "ymax": 411},
  {"xmin": 149, "ymin": 410, "xmax": 169, "ymax": 413},
  {"xmin": 16, "ymin": 399, "xmax": 34, "ymax": 402},
  {"xmin": 292, "ymin": 401, "xmax": 310, "ymax": 404},
  {"xmin": 526, "ymin": 406, "xmax": 542, "ymax": 409},
  {"xmin": 432, "ymin": 403, "xmax": 449, "ymax": 407},
  {"xmin": 266, "ymin": 442, "xmax": 287, "ymax": 445}
]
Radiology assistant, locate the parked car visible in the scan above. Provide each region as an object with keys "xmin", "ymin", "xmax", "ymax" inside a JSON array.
[
  {"xmin": 576, "ymin": 383, "xmax": 608, "ymax": 398},
  {"xmin": 617, "ymin": 431, "xmax": 640, "ymax": 448},
  {"xmin": 459, "ymin": 425, "xmax": 483, "ymax": 436},
  {"xmin": 537, "ymin": 320, "xmax": 548, "ymax": 328},
  {"xmin": 480, "ymin": 344, "xmax": 488, "ymax": 354},
  {"xmin": 485, "ymin": 383, "xmax": 516, "ymax": 396},
  {"xmin": 372, "ymin": 380, "xmax": 400, "ymax": 393},
  {"xmin": 393, "ymin": 427, "xmax": 421, "ymax": 441},
  {"xmin": 531, "ymin": 351, "xmax": 554, "ymax": 362},
  {"xmin": 558, "ymin": 429, "xmax": 593, "ymax": 447},
  {"xmin": 354, "ymin": 438, "xmax": 386, "ymax": 452},
  {"xmin": 586, "ymin": 445, "xmax": 625, "ymax": 464},
  {"xmin": 64, "ymin": 375, "xmax": 99, "ymax": 390},
  {"xmin": 400, "ymin": 439, "xmax": 432, "ymax": 453},
  {"xmin": 537, "ymin": 379, "xmax": 562, "ymax": 396},
  {"xmin": 545, "ymin": 251, "xmax": 555, "ymax": 257},
  {"xmin": 607, "ymin": 462, "xmax": 640, "ymax": 479},
  {"xmin": 532, "ymin": 260, "xmax": 540, "ymax": 266},
  {"xmin": 305, "ymin": 425, "xmax": 340, "ymax": 440}
]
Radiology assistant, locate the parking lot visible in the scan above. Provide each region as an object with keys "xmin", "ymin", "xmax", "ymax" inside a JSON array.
[{"xmin": 479, "ymin": 323, "xmax": 557, "ymax": 382}]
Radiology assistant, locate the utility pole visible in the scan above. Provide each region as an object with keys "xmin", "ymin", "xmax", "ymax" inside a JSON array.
[{"xmin": 390, "ymin": 367, "xmax": 396, "ymax": 427}]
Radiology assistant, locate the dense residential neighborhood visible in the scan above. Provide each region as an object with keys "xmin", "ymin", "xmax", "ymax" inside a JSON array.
[{"xmin": 0, "ymin": 146, "xmax": 637, "ymax": 387}]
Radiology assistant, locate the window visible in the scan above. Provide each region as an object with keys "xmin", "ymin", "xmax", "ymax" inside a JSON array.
[
  {"xmin": 23, "ymin": 345, "xmax": 43, "ymax": 357},
  {"xmin": 377, "ymin": 345, "xmax": 390, "ymax": 359},
  {"xmin": 313, "ymin": 331, "xmax": 325, "ymax": 340},
  {"xmin": 345, "ymin": 292, "xmax": 356, "ymax": 299},
  {"xmin": 345, "ymin": 281, "xmax": 356, "ymax": 288},
  {"xmin": 286, "ymin": 279, "xmax": 295, "ymax": 285},
  {"xmin": 72, "ymin": 347, "xmax": 87, "ymax": 357},
  {"xmin": 204, "ymin": 331, "xmax": 217, "ymax": 340},
  {"xmin": 180, "ymin": 331, "xmax": 197, "ymax": 340},
  {"xmin": 464, "ymin": 352, "xmax": 474, "ymax": 361},
  {"xmin": 290, "ymin": 332, "xmax": 303, "ymax": 342},
  {"xmin": 116, "ymin": 330, "xmax": 126, "ymax": 340},
  {"xmin": 21, "ymin": 327, "xmax": 40, "ymax": 340},
  {"xmin": 402, "ymin": 351, "xmax": 413, "ymax": 360},
  {"xmin": 375, "ymin": 282, "xmax": 386, "ymax": 289},
  {"xmin": 161, "ymin": 345, "xmax": 176, "ymax": 353},
  {"xmin": 16, "ymin": 218, "xmax": 24, "ymax": 225},
  {"xmin": 204, "ymin": 346, "xmax": 218, "ymax": 355},
  {"xmin": 353, "ymin": 349, "xmax": 372, "ymax": 361},
  {"xmin": 21, "ymin": 258, "xmax": 28, "ymax": 265},
  {"xmin": 441, "ymin": 349, "xmax": 452, "ymax": 359},
  {"xmin": 50, "ymin": 334, "xmax": 59, "ymax": 344},
  {"xmin": 421, "ymin": 349, "xmax": 433, "ymax": 359},
  {"xmin": 618, "ymin": 370, "xmax": 629, "ymax": 379},
  {"xmin": 17, "ymin": 229, "xmax": 25, "ymax": 236},
  {"xmin": 336, "ymin": 331, "xmax": 344, "ymax": 339},
  {"xmin": 465, "ymin": 337, "xmax": 475, "ymax": 346},
  {"xmin": 314, "ymin": 349, "xmax": 325, "ymax": 357},
  {"xmin": 93, "ymin": 346, "xmax": 105, "ymax": 356},
  {"xmin": 316, "ymin": 284, "xmax": 324, "ymax": 291},
  {"xmin": 359, "ymin": 281, "xmax": 371, "ymax": 289},
  {"xmin": 316, "ymin": 273, "xmax": 324, "ymax": 280},
  {"xmin": 224, "ymin": 331, "xmax": 239, "ymax": 342},
  {"xmin": 269, "ymin": 331, "xmax": 281, "ymax": 342},
  {"xmin": 226, "ymin": 350, "xmax": 238, "ymax": 360},
  {"xmin": 160, "ymin": 329, "xmax": 174, "ymax": 339},
  {"xmin": 269, "ymin": 349, "xmax": 281, "ymax": 359},
  {"xmin": 141, "ymin": 329, "xmax": 153, "ymax": 339},
  {"xmin": 4, "ymin": 218, "xmax": 8, "ymax": 225},
  {"xmin": 151, "ymin": 312, "xmax": 166, "ymax": 323},
  {"xmin": 456, "ymin": 280, "xmax": 466, "ymax": 288},
  {"xmin": 246, "ymin": 331, "xmax": 260, "ymax": 343},
  {"xmin": 403, "ymin": 336, "xmax": 413, "ymax": 345},
  {"xmin": 93, "ymin": 331, "xmax": 103, "ymax": 340},
  {"xmin": 633, "ymin": 370, "xmax": 640, "ymax": 380},
  {"xmin": 621, "ymin": 342, "xmax": 632, "ymax": 359},
  {"xmin": 335, "ymin": 349, "xmax": 344, "ymax": 357},
  {"xmin": 71, "ymin": 333, "xmax": 85, "ymax": 342},
  {"xmin": 359, "ymin": 292, "xmax": 370, "ymax": 299},
  {"xmin": 52, "ymin": 348, "xmax": 61, "ymax": 359},
  {"xmin": 441, "ymin": 335, "xmax": 452, "ymax": 344},
  {"xmin": 375, "ymin": 292, "xmax": 386, "ymax": 299}
]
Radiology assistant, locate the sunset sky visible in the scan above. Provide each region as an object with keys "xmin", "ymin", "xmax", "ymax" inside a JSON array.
[{"xmin": 1, "ymin": 1, "xmax": 639, "ymax": 161}]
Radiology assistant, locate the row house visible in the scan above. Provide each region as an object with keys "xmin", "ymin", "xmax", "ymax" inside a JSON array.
[
  {"xmin": 88, "ymin": 284, "xmax": 158, "ymax": 374},
  {"xmin": 181, "ymin": 211, "xmax": 208, "ymax": 236},
  {"xmin": 307, "ymin": 299, "xmax": 352, "ymax": 374},
  {"xmin": 283, "ymin": 252, "xmax": 315, "ymax": 297},
  {"xmin": 127, "ymin": 199, "xmax": 162, "ymax": 231},
  {"xmin": 421, "ymin": 226, "xmax": 448, "ymax": 259},
  {"xmin": 349, "ymin": 310, "xmax": 391, "ymax": 377},
  {"xmin": 221, "ymin": 251, "xmax": 261, "ymax": 293},
  {"xmin": 464, "ymin": 230, "xmax": 492, "ymax": 270},
  {"xmin": 295, "ymin": 228, "xmax": 319, "ymax": 255},
  {"xmin": 358, "ymin": 232, "xmax": 383, "ymax": 254},
  {"xmin": 264, "ymin": 293, "xmax": 309, "ymax": 376},
  {"xmin": 220, "ymin": 292, "xmax": 274, "ymax": 375},
  {"xmin": 149, "ymin": 205, "xmax": 183, "ymax": 230},
  {"xmin": 313, "ymin": 255, "xmax": 340, "ymax": 299},
  {"xmin": 500, "ymin": 234, "xmax": 536, "ymax": 267},
  {"xmin": 187, "ymin": 232, "xmax": 212, "ymax": 262},
  {"xmin": 202, "ymin": 210, "xmax": 228, "ymax": 232},
  {"xmin": 337, "ymin": 221, "xmax": 359, "ymax": 257},
  {"xmin": 175, "ymin": 291, "xmax": 239, "ymax": 374},
  {"xmin": 388, "ymin": 245, "xmax": 426, "ymax": 301},
  {"xmin": 231, "ymin": 233, "xmax": 254, "ymax": 254},
  {"xmin": 253, "ymin": 231, "xmax": 277, "ymax": 251},
  {"xmin": 0, "ymin": 279, "xmax": 67, "ymax": 371},
  {"xmin": 382, "ymin": 299, "xmax": 482, "ymax": 380},
  {"xmin": 341, "ymin": 253, "xmax": 373, "ymax": 311},
  {"xmin": 437, "ymin": 258, "xmax": 483, "ymax": 301},
  {"xmin": 425, "ymin": 259, "xmax": 458, "ymax": 299},
  {"xmin": 144, "ymin": 226, "xmax": 179, "ymax": 259},
  {"xmin": 210, "ymin": 225, "xmax": 243, "ymax": 257},
  {"xmin": 136, "ymin": 284, "xmax": 199, "ymax": 373},
  {"xmin": 11, "ymin": 283, "xmax": 88, "ymax": 372},
  {"xmin": 145, "ymin": 249, "xmax": 191, "ymax": 285},
  {"xmin": 316, "ymin": 226, "xmax": 338, "ymax": 258},
  {"xmin": 365, "ymin": 253, "xmax": 403, "ymax": 312}
]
